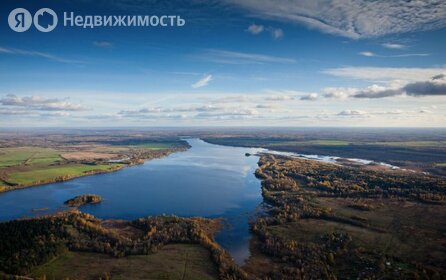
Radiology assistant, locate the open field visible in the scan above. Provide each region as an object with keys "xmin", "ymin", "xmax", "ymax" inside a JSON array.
[
  {"xmin": 131, "ymin": 141, "xmax": 187, "ymax": 150},
  {"xmin": 0, "ymin": 134, "xmax": 189, "ymax": 192},
  {"xmin": 30, "ymin": 244, "xmax": 218, "ymax": 280},
  {"xmin": 6, "ymin": 163, "xmax": 124, "ymax": 186},
  {"xmin": 0, "ymin": 147, "xmax": 61, "ymax": 168},
  {"xmin": 61, "ymin": 152, "xmax": 118, "ymax": 160}
]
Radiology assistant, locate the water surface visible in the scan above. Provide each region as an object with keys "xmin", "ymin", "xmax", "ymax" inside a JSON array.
[{"xmin": 0, "ymin": 139, "xmax": 263, "ymax": 264}]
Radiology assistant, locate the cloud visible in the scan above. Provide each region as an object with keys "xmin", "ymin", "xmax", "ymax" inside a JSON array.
[
  {"xmin": 419, "ymin": 109, "xmax": 433, "ymax": 114},
  {"xmin": 247, "ymin": 24, "xmax": 264, "ymax": 34},
  {"xmin": 359, "ymin": 51, "xmax": 375, "ymax": 57},
  {"xmin": 324, "ymin": 74, "xmax": 446, "ymax": 99},
  {"xmin": 0, "ymin": 46, "xmax": 83, "ymax": 64},
  {"xmin": 40, "ymin": 112, "xmax": 71, "ymax": 117},
  {"xmin": 403, "ymin": 80, "xmax": 446, "ymax": 96},
  {"xmin": 269, "ymin": 28, "xmax": 284, "ymax": 39},
  {"xmin": 225, "ymin": 0, "xmax": 446, "ymax": 39},
  {"xmin": 192, "ymin": 75, "xmax": 213, "ymax": 88},
  {"xmin": 196, "ymin": 108, "xmax": 259, "ymax": 120},
  {"xmin": 353, "ymin": 85, "xmax": 403, "ymax": 98},
  {"xmin": 382, "ymin": 43, "xmax": 407, "ymax": 49},
  {"xmin": 0, "ymin": 108, "xmax": 31, "ymax": 116},
  {"xmin": 359, "ymin": 51, "xmax": 430, "ymax": 58},
  {"xmin": 337, "ymin": 109, "xmax": 368, "ymax": 116},
  {"xmin": 201, "ymin": 49, "xmax": 296, "ymax": 64},
  {"xmin": 265, "ymin": 95, "xmax": 294, "ymax": 101},
  {"xmin": 118, "ymin": 103, "xmax": 262, "ymax": 121},
  {"xmin": 432, "ymin": 74, "xmax": 446, "ymax": 80},
  {"xmin": 0, "ymin": 95, "xmax": 86, "ymax": 111},
  {"xmin": 93, "ymin": 41, "xmax": 114, "ymax": 48},
  {"xmin": 300, "ymin": 93, "xmax": 318, "ymax": 101},
  {"xmin": 323, "ymin": 66, "xmax": 446, "ymax": 82},
  {"xmin": 211, "ymin": 95, "xmax": 252, "ymax": 103},
  {"xmin": 119, "ymin": 104, "xmax": 224, "ymax": 116},
  {"xmin": 246, "ymin": 24, "xmax": 284, "ymax": 39},
  {"xmin": 255, "ymin": 104, "xmax": 276, "ymax": 109},
  {"xmin": 323, "ymin": 87, "xmax": 357, "ymax": 99}
]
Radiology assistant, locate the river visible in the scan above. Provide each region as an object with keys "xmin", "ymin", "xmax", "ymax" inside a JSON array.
[{"xmin": 0, "ymin": 138, "xmax": 263, "ymax": 264}]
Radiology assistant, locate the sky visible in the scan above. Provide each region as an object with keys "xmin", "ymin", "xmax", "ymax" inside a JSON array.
[{"xmin": 1, "ymin": 0, "xmax": 446, "ymax": 127}]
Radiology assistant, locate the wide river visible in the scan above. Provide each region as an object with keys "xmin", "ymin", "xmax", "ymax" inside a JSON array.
[{"xmin": 0, "ymin": 138, "xmax": 263, "ymax": 264}]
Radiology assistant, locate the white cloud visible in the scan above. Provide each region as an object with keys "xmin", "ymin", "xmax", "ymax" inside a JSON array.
[
  {"xmin": 269, "ymin": 28, "xmax": 284, "ymax": 39},
  {"xmin": 192, "ymin": 75, "xmax": 213, "ymax": 88},
  {"xmin": 40, "ymin": 112, "xmax": 71, "ymax": 117},
  {"xmin": 0, "ymin": 46, "xmax": 83, "ymax": 64},
  {"xmin": 0, "ymin": 95, "xmax": 86, "ymax": 111},
  {"xmin": 201, "ymin": 49, "xmax": 296, "ymax": 64},
  {"xmin": 265, "ymin": 95, "xmax": 294, "ymax": 101},
  {"xmin": 226, "ymin": 0, "xmax": 446, "ymax": 39},
  {"xmin": 359, "ymin": 51, "xmax": 430, "ymax": 58},
  {"xmin": 322, "ymin": 74, "xmax": 446, "ymax": 99},
  {"xmin": 93, "ymin": 41, "xmax": 114, "ymax": 48},
  {"xmin": 354, "ymin": 85, "xmax": 402, "ymax": 98},
  {"xmin": 247, "ymin": 24, "xmax": 264, "ymax": 34},
  {"xmin": 323, "ymin": 66, "xmax": 446, "ymax": 82},
  {"xmin": 382, "ymin": 43, "xmax": 407, "ymax": 49},
  {"xmin": 300, "ymin": 93, "xmax": 318, "ymax": 101},
  {"xmin": 359, "ymin": 51, "xmax": 375, "ymax": 57},
  {"xmin": 255, "ymin": 104, "xmax": 276, "ymax": 109},
  {"xmin": 323, "ymin": 87, "xmax": 357, "ymax": 99},
  {"xmin": 338, "ymin": 109, "xmax": 368, "ymax": 116},
  {"xmin": 196, "ymin": 108, "xmax": 259, "ymax": 120}
]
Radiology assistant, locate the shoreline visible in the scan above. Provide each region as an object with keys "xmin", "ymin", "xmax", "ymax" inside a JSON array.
[{"xmin": 0, "ymin": 147, "xmax": 188, "ymax": 194}]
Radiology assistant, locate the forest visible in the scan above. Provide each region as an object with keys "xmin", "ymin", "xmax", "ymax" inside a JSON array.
[
  {"xmin": 0, "ymin": 211, "xmax": 245, "ymax": 280},
  {"xmin": 245, "ymin": 154, "xmax": 446, "ymax": 279}
]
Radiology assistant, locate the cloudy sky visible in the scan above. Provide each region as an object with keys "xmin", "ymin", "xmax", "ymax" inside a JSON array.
[{"xmin": 1, "ymin": 0, "xmax": 446, "ymax": 127}]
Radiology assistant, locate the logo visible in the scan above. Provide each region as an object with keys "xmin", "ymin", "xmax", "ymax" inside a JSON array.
[
  {"xmin": 8, "ymin": 8, "xmax": 32, "ymax": 32},
  {"xmin": 8, "ymin": 8, "xmax": 58, "ymax": 32}
]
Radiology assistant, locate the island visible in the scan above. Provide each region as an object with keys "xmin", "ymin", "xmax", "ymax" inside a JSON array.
[{"xmin": 64, "ymin": 194, "xmax": 102, "ymax": 207}]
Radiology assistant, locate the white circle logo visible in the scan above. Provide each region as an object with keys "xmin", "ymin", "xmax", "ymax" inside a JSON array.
[
  {"xmin": 33, "ymin": 8, "xmax": 58, "ymax": 32},
  {"xmin": 8, "ymin": 8, "xmax": 32, "ymax": 32}
]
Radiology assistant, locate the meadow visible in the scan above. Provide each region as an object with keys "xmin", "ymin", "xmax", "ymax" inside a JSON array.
[
  {"xmin": 0, "ymin": 138, "xmax": 188, "ymax": 192},
  {"xmin": 30, "ymin": 245, "xmax": 218, "ymax": 280}
]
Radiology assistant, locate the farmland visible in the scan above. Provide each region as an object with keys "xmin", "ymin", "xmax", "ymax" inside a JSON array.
[{"xmin": 0, "ymin": 133, "xmax": 189, "ymax": 192}]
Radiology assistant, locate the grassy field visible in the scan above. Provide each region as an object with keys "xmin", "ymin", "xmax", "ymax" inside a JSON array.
[
  {"xmin": 6, "ymin": 163, "xmax": 124, "ymax": 186},
  {"xmin": 0, "ymin": 141, "xmax": 185, "ymax": 190},
  {"xmin": 0, "ymin": 147, "xmax": 61, "ymax": 168},
  {"xmin": 268, "ymin": 140, "xmax": 351, "ymax": 146},
  {"xmin": 367, "ymin": 141, "xmax": 446, "ymax": 147},
  {"xmin": 30, "ymin": 244, "xmax": 218, "ymax": 280},
  {"xmin": 132, "ymin": 141, "xmax": 184, "ymax": 150}
]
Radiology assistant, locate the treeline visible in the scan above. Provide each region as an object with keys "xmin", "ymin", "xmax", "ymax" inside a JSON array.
[{"xmin": 0, "ymin": 212, "xmax": 247, "ymax": 280}]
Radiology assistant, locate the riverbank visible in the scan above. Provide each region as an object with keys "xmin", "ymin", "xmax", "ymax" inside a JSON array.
[
  {"xmin": 0, "ymin": 147, "xmax": 188, "ymax": 193},
  {"xmin": 202, "ymin": 136, "xmax": 446, "ymax": 176}
]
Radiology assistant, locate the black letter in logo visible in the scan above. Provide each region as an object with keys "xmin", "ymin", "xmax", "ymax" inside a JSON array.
[{"xmin": 15, "ymin": 12, "xmax": 25, "ymax": 28}]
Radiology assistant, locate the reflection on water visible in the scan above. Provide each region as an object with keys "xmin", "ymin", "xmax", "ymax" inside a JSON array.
[{"xmin": 0, "ymin": 138, "xmax": 263, "ymax": 264}]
